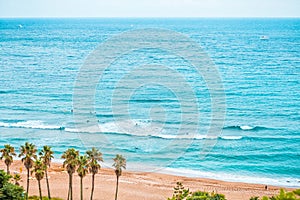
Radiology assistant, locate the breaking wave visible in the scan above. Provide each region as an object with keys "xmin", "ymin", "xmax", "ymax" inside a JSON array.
[
  {"xmin": 223, "ymin": 125, "xmax": 270, "ymax": 131},
  {"xmin": 0, "ymin": 120, "xmax": 64, "ymax": 130}
]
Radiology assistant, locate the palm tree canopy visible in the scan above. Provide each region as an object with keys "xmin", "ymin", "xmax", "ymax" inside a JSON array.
[
  {"xmin": 39, "ymin": 145, "xmax": 54, "ymax": 167},
  {"xmin": 86, "ymin": 147, "xmax": 103, "ymax": 162},
  {"xmin": 32, "ymin": 159, "xmax": 46, "ymax": 181},
  {"xmin": 13, "ymin": 174, "xmax": 21, "ymax": 182},
  {"xmin": 0, "ymin": 144, "xmax": 16, "ymax": 165},
  {"xmin": 19, "ymin": 142, "xmax": 37, "ymax": 169},
  {"xmin": 61, "ymin": 148, "xmax": 79, "ymax": 174},
  {"xmin": 89, "ymin": 159, "xmax": 101, "ymax": 174},
  {"xmin": 86, "ymin": 147, "xmax": 103, "ymax": 174},
  {"xmin": 77, "ymin": 155, "xmax": 89, "ymax": 178},
  {"xmin": 112, "ymin": 154, "xmax": 126, "ymax": 177}
]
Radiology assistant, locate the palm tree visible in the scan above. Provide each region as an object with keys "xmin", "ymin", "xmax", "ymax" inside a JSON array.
[
  {"xmin": 39, "ymin": 145, "xmax": 54, "ymax": 199},
  {"xmin": 112, "ymin": 154, "xmax": 126, "ymax": 200},
  {"xmin": 77, "ymin": 155, "xmax": 89, "ymax": 200},
  {"xmin": 61, "ymin": 148, "xmax": 79, "ymax": 200},
  {"xmin": 32, "ymin": 158, "xmax": 46, "ymax": 200},
  {"xmin": 0, "ymin": 144, "xmax": 16, "ymax": 175},
  {"xmin": 19, "ymin": 142, "xmax": 37, "ymax": 200},
  {"xmin": 86, "ymin": 147, "xmax": 103, "ymax": 200},
  {"xmin": 13, "ymin": 173, "xmax": 21, "ymax": 186}
]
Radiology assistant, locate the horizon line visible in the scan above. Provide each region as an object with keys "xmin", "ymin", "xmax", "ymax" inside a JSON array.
[{"xmin": 1, "ymin": 16, "xmax": 300, "ymax": 19}]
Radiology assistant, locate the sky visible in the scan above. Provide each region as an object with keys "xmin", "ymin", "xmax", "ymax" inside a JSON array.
[{"xmin": 0, "ymin": 0, "xmax": 299, "ymax": 18}]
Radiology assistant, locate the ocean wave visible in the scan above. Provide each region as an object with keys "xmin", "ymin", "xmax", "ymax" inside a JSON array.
[
  {"xmin": 129, "ymin": 99, "xmax": 178, "ymax": 103},
  {"xmin": 64, "ymin": 125, "xmax": 299, "ymax": 140},
  {"xmin": 220, "ymin": 136, "xmax": 243, "ymax": 140},
  {"xmin": 0, "ymin": 120, "xmax": 64, "ymax": 130},
  {"xmin": 155, "ymin": 135, "xmax": 244, "ymax": 140},
  {"xmin": 1, "ymin": 120, "xmax": 295, "ymax": 141},
  {"xmin": 0, "ymin": 90, "xmax": 17, "ymax": 94},
  {"xmin": 148, "ymin": 134, "xmax": 243, "ymax": 140},
  {"xmin": 64, "ymin": 126, "xmax": 101, "ymax": 133},
  {"xmin": 64, "ymin": 126, "xmax": 243, "ymax": 141},
  {"xmin": 223, "ymin": 125, "xmax": 270, "ymax": 131}
]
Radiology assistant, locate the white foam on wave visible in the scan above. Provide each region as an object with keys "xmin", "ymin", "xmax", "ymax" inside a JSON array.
[
  {"xmin": 65, "ymin": 119, "xmax": 164, "ymax": 136},
  {"xmin": 3, "ymin": 120, "xmax": 295, "ymax": 141},
  {"xmin": 0, "ymin": 120, "xmax": 63, "ymax": 130},
  {"xmin": 64, "ymin": 125, "xmax": 244, "ymax": 141},
  {"xmin": 240, "ymin": 125, "xmax": 254, "ymax": 130},
  {"xmin": 220, "ymin": 136, "xmax": 243, "ymax": 140},
  {"xmin": 223, "ymin": 125, "xmax": 261, "ymax": 131},
  {"xmin": 156, "ymin": 135, "xmax": 243, "ymax": 140},
  {"xmin": 0, "ymin": 119, "xmax": 246, "ymax": 141},
  {"xmin": 64, "ymin": 126, "xmax": 100, "ymax": 133},
  {"xmin": 62, "ymin": 120, "xmax": 245, "ymax": 141}
]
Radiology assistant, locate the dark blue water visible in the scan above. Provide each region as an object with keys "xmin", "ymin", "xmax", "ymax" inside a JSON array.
[{"xmin": 0, "ymin": 18, "xmax": 299, "ymax": 187}]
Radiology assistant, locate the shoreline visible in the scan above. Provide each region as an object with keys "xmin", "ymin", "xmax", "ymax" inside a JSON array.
[
  {"xmin": 12, "ymin": 158, "xmax": 300, "ymax": 188},
  {"xmin": 0, "ymin": 161, "xmax": 293, "ymax": 200}
]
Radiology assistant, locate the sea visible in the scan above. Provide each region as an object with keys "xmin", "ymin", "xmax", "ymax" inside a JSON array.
[{"xmin": 0, "ymin": 18, "xmax": 299, "ymax": 187}]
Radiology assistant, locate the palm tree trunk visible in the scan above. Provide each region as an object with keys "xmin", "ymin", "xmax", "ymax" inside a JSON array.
[
  {"xmin": 90, "ymin": 173, "xmax": 95, "ymax": 200},
  {"xmin": 67, "ymin": 174, "xmax": 71, "ymax": 200},
  {"xmin": 70, "ymin": 174, "xmax": 73, "ymax": 200},
  {"xmin": 67, "ymin": 184, "xmax": 70, "ymax": 200},
  {"xmin": 26, "ymin": 168, "xmax": 30, "ymax": 200},
  {"xmin": 6, "ymin": 164, "xmax": 9, "ymax": 175},
  {"xmin": 38, "ymin": 180, "xmax": 42, "ymax": 200},
  {"xmin": 80, "ymin": 177, "xmax": 83, "ymax": 200},
  {"xmin": 45, "ymin": 169, "xmax": 51, "ymax": 199},
  {"xmin": 115, "ymin": 176, "xmax": 119, "ymax": 200}
]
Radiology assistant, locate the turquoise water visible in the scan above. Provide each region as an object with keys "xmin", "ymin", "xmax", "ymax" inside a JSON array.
[{"xmin": 0, "ymin": 18, "xmax": 299, "ymax": 187}]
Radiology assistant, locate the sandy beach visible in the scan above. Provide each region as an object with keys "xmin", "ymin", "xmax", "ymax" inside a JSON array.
[{"xmin": 0, "ymin": 161, "xmax": 291, "ymax": 200}]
